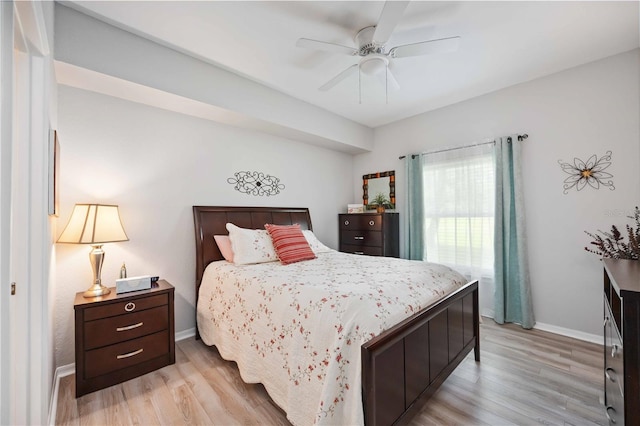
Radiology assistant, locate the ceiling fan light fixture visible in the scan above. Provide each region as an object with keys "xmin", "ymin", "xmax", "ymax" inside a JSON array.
[{"xmin": 359, "ymin": 55, "xmax": 388, "ymax": 76}]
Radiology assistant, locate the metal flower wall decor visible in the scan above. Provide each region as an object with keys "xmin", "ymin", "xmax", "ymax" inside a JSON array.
[
  {"xmin": 558, "ymin": 151, "xmax": 614, "ymax": 194},
  {"xmin": 227, "ymin": 171, "xmax": 285, "ymax": 196}
]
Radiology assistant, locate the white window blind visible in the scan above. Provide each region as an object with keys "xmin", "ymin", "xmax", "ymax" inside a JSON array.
[{"xmin": 422, "ymin": 144, "xmax": 495, "ymax": 278}]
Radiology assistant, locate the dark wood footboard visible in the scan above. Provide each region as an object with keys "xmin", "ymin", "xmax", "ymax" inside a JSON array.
[{"xmin": 361, "ymin": 280, "xmax": 480, "ymax": 426}]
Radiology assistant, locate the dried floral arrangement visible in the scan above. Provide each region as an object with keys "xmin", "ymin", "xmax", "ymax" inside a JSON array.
[{"xmin": 584, "ymin": 206, "xmax": 640, "ymax": 259}]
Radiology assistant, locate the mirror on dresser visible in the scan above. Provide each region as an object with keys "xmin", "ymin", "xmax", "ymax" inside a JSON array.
[{"xmin": 363, "ymin": 170, "xmax": 395, "ymax": 209}]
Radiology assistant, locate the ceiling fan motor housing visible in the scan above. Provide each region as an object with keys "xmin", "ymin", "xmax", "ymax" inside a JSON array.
[{"xmin": 356, "ymin": 26, "xmax": 385, "ymax": 56}]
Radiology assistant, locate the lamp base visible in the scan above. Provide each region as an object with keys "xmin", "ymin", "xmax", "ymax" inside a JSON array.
[{"xmin": 83, "ymin": 283, "xmax": 111, "ymax": 298}]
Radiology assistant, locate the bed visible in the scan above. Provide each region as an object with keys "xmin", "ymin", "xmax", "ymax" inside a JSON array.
[{"xmin": 193, "ymin": 206, "xmax": 480, "ymax": 425}]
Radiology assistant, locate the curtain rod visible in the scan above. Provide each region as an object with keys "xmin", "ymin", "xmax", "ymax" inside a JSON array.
[{"xmin": 398, "ymin": 134, "xmax": 528, "ymax": 160}]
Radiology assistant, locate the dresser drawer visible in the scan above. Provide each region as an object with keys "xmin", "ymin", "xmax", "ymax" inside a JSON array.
[
  {"xmin": 341, "ymin": 230, "xmax": 382, "ymax": 247},
  {"xmin": 340, "ymin": 215, "xmax": 382, "ymax": 231},
  {"xmin": 84, "ymin": 329, "xmax": 170, "ymax": 379},
  {"xmin": 84, "ymin": 305, "xmax": 169, "ymax": 350},
  {"xmin": 84, "ymin": 293, "xmax": 168, "ymax": 321},
  {"xmin": 340, "ymin": 244, "xmax": 383, "ymax": 256}
]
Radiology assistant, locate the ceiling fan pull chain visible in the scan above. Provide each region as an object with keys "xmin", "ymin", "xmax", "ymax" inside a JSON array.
[
  {"xmin": 359, "ymin": 66, "xmax": 362, "ymax": 105},
  {"xmin": 385, "ymin": 64, "xmax": 389, "ymax": 105}
]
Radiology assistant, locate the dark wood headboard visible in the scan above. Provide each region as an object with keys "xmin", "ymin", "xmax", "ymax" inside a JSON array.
[{"xmin": 192, "ymin": 206, "xmax": 313, "ymax": 326}]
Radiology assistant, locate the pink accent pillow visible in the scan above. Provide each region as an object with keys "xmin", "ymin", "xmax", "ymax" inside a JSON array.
[
  {"xmin": 265, "ymin": 223, "xmax": 316, "ymax": 265},
  {"xmin": 214, "ymin": 235, "xmax": 234, "ymax": 263}
]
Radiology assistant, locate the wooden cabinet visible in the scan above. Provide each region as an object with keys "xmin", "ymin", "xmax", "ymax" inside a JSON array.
[
  {"xmin": 603, "ymin": 259, "xmax": 640, "ymax": 426},
  {"xmin": 338, "ymin": 212, "xmax": 399, "ymax": 257},
  {"xmin": 74, "ymin": 280, "xmax": 175, "ymax": 397}
]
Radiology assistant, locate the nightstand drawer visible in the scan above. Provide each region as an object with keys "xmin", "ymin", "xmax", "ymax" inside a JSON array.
[
  {"xmin": 84, "ymin": 293, "xmax": 168, "ymax": 321},
  {"xmin": 340, "ymin": 244, "xmax": 383, "ymax": 256},
  {"xmin": 340, "ymin": 215, "xmax": 382, "ymax": 231},
  {"xmin": 341, "ymin": 230, "xmax": 382, "ymax": 247},
  {"xmin": 84, "ymin": 305, "xmax": 169, "ymax": 350},
  {"xmin": 84, "ymin": 329, "xmax": 169, "ymax": 379}
]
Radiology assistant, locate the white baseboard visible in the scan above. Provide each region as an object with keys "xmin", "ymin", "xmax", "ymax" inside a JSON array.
[
  {"xmin": 533, "ymin": 321, "xmax": 602, "ymax": 345},
  {"xmin": 175, "ymin": 327, "xmax": 196, "ymax": 342},
  {"xmin": 481, "ymin": 311, "xmax": 602, "ymax": 345},
  {"xmin": 48, "ymin": 363, "xmax": 75, "ymax": 425},
  {"xmin": 48, "ymin": 328, "xmax": 197, "ymax": 425}
]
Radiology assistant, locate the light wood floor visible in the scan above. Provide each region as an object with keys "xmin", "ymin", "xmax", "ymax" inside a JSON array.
[{"xmin": 56, "ymin": 319, "xmax": 607, "ymax": 425}]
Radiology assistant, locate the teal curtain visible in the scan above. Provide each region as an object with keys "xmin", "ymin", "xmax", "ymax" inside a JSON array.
[
  {"xmin": 494, "ymin": 136, "xmax": 535, "ymax": 329},
  {"xmin": 405, "ymin": 155, "xmax": 425, "ymax": 260}
]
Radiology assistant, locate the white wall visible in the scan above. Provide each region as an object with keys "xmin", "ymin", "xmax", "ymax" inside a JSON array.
[
  {"xmin": 55, "ymin": 86, "xmax": 354, "ymax": 366},
  {"xmin": 354, "ymin": 49, "xmax": 640, "ymax": 338}
]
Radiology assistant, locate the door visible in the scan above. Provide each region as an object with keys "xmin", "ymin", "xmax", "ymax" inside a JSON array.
[{"xmin": 1, "ymin": 1, "xmax": 53, "ymax": 423}]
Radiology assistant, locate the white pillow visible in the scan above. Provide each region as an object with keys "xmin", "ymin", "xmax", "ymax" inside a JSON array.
[
  {"xmin": 303, "ymin": 230, "xmax": 332, "ymax": 254},
  {"xmin": 226, "ymin": 223, "xmax": 278, "ymax": 265}
]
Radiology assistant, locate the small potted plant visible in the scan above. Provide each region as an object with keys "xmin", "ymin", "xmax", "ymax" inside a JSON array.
[{"xmin": 369, "ymin": 192, "xmax": 393, "ymax": 213}]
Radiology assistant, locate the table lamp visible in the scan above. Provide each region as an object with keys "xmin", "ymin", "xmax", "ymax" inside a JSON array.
[{"xmin": 57, "ymin": 204, "xmax": 129, "ymax": 298}]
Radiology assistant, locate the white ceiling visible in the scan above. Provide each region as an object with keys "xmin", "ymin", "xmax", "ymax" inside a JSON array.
[{"xmin": 65, "ymin": 1, "xmax": 639, "ymax": 128}]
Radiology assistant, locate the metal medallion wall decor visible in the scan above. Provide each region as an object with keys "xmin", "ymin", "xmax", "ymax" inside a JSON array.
[
  {"xmin": 227, "ymin": 171, "xmax": 285, "ymax": 196},
  {"xmin": 558, "ymin": 151, "xmax": 614, "ymax": 194}
]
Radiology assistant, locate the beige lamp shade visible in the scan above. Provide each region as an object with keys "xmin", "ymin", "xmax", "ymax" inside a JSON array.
[{"xmin": 57, "ymin": 204, "xmax": 128, "ymax": 244}]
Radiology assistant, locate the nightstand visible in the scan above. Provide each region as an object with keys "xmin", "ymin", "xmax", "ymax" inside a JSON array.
[{"xmin": 73, "ymin": 279, "xmax": 175, "ymax": 397}]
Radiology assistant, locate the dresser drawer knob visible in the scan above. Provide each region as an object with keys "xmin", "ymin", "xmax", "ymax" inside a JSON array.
[
  {"xmin": 117, "ymin": 348, "xmax": 144, "ymax": 360},
  {"xmin": 344, "ymin": 220, "xmax": 350, "ymax": 226},
  {"xmin": 369, "ymin": 220, "xmax": 375, "ymax": 226},
  {"xmin": 116, "ymin": 322, "xmax": 144, "ymax": 332},
  {"xmin": 124, "ymin": 302, "xmax": 136, "ymax": 312},
  {"xmin": 605, "ymin": 367, "xmax": 617, "ymax": 382},
  {"xmin": 605, "ymin": 406, "xmax": 617, "ymax": 423},
  {"xmin": 611, "ymin": 344, "xmax": 620, "ymax": 358},
  {"xmin": 354, "ymin": 236, "xmax": 364, "ymax": 240}
]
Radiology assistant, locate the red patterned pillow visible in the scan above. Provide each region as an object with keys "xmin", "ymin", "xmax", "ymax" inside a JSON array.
[{"xmin": 264, "ymin": 223, "xmax": 317, "ymax": 265}]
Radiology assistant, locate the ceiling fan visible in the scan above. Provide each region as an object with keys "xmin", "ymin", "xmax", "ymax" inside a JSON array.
[{"xmin": 296, "ymin": 1, "xmax": 460, "ymax": 99}]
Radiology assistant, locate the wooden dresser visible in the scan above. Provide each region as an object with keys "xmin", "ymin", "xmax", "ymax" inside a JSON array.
[
  {"xmin": 338, "ymin": 212, "xmax": 399, "ymax": 257},
  {"xmin": 74, "ymin": 280, "xmax": 175, "ymax": 397},
  {"xmin": 603, "ymin": 259, "xmax": 640, "ymax": 426}
]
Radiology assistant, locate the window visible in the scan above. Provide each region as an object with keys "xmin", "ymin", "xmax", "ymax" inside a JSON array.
[{"xmin": 421, "ymin": 144, "xmax": 495, "ymax": 278}]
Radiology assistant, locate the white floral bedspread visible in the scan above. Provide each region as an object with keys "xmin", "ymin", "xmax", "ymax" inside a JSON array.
[{"xmin": 197, "ymin": 250, "xmax": 467, "ymax": 426}]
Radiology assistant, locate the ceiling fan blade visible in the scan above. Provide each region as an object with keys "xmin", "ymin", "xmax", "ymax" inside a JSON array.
[
  {"xmin": 296, "ymin": 38, "xmax": 358, "ymax": 56},
  {"xmin": 376, "ymin": 65, "xmax": 400, "ymax": 91},
  {"xmin": 319, "ymin": 64, "xmax": 359, "ymax": 91},
  {"xmin": 372, "ymin": 1, "xmax": 410, "ymax": 45},
  {"xmin": 390, "ymin": 36, "xmax": 460, "ymax": 58},
  {"xmin": 387, "ymin": 67, "xmax": 400, "ymax": 91}
]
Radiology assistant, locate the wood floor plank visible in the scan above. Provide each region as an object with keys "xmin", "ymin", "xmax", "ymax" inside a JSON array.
[
  {"xmin": 145, "ymin": 371, "xmax": 189, "ymax": 425},
  {"xmin": 55, "ymin": 375, "xmax": 80, "ymax": 426},
  {"xmin": 55, "ymin": 319, "xmax": 608, "ymax": 426},
  {"xmin": 100, "ymin": 385, "xmax": 134, "ymax": 426},
  {"xmin": 120, "ymin": 374, "xmax": 162, "ymax": 425}
]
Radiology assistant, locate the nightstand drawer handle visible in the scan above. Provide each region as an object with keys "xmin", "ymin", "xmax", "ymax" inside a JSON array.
[
  {"xmin": 344, "ymin": 220, "xmax": 350, "ymax": 226},
  {"xmin": 116, "ymin": 322, "xmax": 144, "ymax": 332},
  {"xmin": 117, "ymin": 348, "xmax": 143, "ymax": 359},
  {"xmin": 369, "ymin": 220, "xmax": 375, "ymax": 226},
  {"xmin": 124, "ymin": 302, "xmax": 136, "ymax": 312},
  {"xmin": 354, "ymin": 236, "xmax": 364, "ymax": 240}
]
